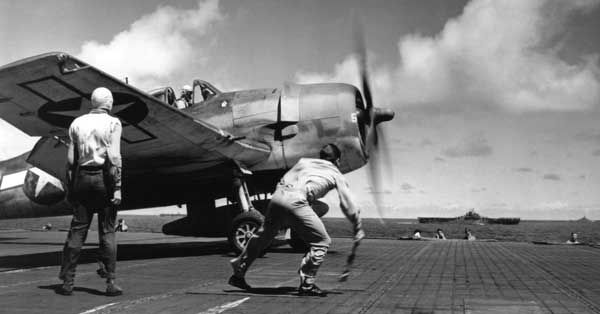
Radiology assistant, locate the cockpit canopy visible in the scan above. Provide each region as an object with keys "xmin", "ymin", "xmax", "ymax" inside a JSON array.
[
  {"xmin": 147, "ymin": 80, "xmax": 221, "ymax": 109},
  {"xmin": 147, "ymin": 87, "xmax": 176, "ymax": 107},
  {"xmin": 192, "ymin": 80, "xmax": 221, "ymax": 103}
]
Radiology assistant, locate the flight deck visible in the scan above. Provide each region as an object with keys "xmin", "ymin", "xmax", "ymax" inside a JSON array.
[{"xmin": 1, "ymin": 230, "xmax": 599, "ymax": 313}]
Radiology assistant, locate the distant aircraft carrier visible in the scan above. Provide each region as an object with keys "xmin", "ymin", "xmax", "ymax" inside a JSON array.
[
  {"xmin": 1, "ymin": 230, "xmax": 598, "ymax": 313},
  {"xmin": 419, "ymin": 209, "xmax": 521, "ymax": 225}
]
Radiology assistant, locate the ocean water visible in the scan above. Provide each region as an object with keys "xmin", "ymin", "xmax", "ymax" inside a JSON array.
[
  {"xmin": 1, "ymin": 216, "xmax": 598, "ymax": 245},
  {"xmin": 324, "ymin": 218, "xmax": 600, "ymax": 245}
]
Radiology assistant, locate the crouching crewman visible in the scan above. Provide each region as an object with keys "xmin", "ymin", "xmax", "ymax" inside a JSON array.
[{"xmin": 229, "ymin": 144, "xmax": 365, "ymax": 296}]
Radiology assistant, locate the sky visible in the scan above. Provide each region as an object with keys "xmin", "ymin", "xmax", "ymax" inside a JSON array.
[{"xmin": 1, "ymin": 0, "xmax": 600, "ymax": 219}]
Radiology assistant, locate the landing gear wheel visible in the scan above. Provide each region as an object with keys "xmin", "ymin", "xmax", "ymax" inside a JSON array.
[
  {"xmin": 287, "ymin": 229, "xmax": 310, "ymax": 253},
  {"xmin": 228, "ymin": 210, "xmax": 264, "ymax": 254}
]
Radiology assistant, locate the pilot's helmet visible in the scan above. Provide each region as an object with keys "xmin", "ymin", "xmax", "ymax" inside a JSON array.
[
  {"xmin": 91, "ymin": 87, "xmax": 113, "ymax": 111},
  {"xmin": 182, "ymin": 85, "xmax": 193, "ymax": 94}
]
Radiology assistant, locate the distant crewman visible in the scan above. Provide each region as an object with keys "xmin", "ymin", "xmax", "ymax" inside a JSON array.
[
  {"xmin": 116, "ymin": 218, "xmax": 128, "ymax": 232},
  {"xmin": 566, "ymin": 232, "xmax": 580, "ymax": 244},
  {"xmin": 412, "ymin": 229, "xmax": 422, "ymax": 240},
  {"xmin": 175, "ymin": 85, "xmax": 193, "ymax": 109},
  {"xmin": 58, "ymin": 87, "xmax": 123, "ymax": 296},
  {"xmin": 435, "ymin": 228, "xmax": 446, "ymax": 240},
  {"xmin": 464, "ymin": 228, "xmax": 476, "ymax": 241},
  {"xmin": 228, "ymin": 144, "xmax": 365, "ymax": 297}
]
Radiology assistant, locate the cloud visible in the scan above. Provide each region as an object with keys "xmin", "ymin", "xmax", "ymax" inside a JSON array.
[
  {"xmin": 543, "ymin": 173, "xmax": 561, "ymax": 181},
  {"xmin": 365, "ymin": 187, "xmax": 392, "ymax": 194},
  {"xmin": 537, "ymin": 200, "xmax": 569, "ymax": 210},
  {"xmin": 574, "ymin": 131, "xmax": 600, "ymax": 143},
  {"xmin": 295, "ymin": 0, "xmax": 600, "ymax": 113},
  {"xmin": 420, "ymin": 138, "xmax": 433, "ymax": 146},
  {"xmin": 593, "ymin": 149, "xmax": 600, "ymax": 156},
  {"xmin": 442, "ymin": 136, "xmax": 492, "ymax": 158},
  {"xmin": 77, "ymin": 0, "xmax": 223, "ymax": 89},
  {"xmin": 401, "ymin": 183, "xmax": 414, "ymax": 191},
  {"xmin": 434, "ymin": 156, "xmax": 446, "ymax": 162},
  {"xmin": 514, "ymin": 167, "xmax": 534, "ymax": 173}
]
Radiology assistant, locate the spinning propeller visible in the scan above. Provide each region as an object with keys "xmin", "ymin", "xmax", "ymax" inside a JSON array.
[{"xmin": 354, "ymin": 24, "xmax": 395, "ymax": 223}]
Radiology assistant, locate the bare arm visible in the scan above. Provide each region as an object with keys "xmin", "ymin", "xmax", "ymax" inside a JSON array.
[
  {"xmin": 107, "ymin": 119, "xmax": 122, "ymax": 189},
  {"xmin": 66, "ymin": 126, "xmax": 76, "ymax": 185},
  {"xmin": 107, "ymin": 119, "xmax": 123, "ymax": 205},
  {"xmin": 336, "ymin": 175, "xmax": 363, "ymax": 236}
]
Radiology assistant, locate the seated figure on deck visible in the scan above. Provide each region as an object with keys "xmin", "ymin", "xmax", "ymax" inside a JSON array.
[
  {"xmin": 566, "ymin": 232, "xmax": 579, "ymax": 244},
  {"xmin": 116, "ymin": 218, "xmax": 128, "ymax": 232},
  {"xmin": 412, "ymin": 229, "xmax": 422, "ymax": 240},
  {"xmin": 464, "ymin": 228, "xmax": 476, "ymax": 241},
  {"xmin": 435, "ymin": 228, "xmax": 446, "ymax": 240}
]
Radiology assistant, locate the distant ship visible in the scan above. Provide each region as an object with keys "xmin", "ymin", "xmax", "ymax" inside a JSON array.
[{"xmin": 418, "ymin": 209, "xmax": 520, "ymax": 225}]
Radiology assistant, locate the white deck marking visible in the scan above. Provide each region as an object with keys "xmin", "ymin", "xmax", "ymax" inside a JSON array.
[
  {"xmin": 79, "ymin": 302, "xmax": 119, "ymax": 314},
  {"xmin": 197, "ymin": 297, "xmax": 250, "ymax": 314},
  {"xmin": 1, "ymin": 266, "xmax": 54, "ymax": 274}
]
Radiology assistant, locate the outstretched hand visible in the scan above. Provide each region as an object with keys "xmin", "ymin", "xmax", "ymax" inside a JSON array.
[{"xmin": 111, "ymin": 190, "xmax": 122, "ymax": 206}]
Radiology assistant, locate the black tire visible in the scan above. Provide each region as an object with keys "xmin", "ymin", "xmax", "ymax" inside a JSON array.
[
  {"xmin": 228, "ymin": 210, "xmax": 265, "ymax": 254},
  {"xmin": 287, "ymin": 229, "xmax": 310, "ymax": 253}
]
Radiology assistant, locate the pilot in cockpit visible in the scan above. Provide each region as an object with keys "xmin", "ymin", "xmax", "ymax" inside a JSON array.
[{"xmin": 175, "ymin": 85, "xmax": 193, "ymax": 109}]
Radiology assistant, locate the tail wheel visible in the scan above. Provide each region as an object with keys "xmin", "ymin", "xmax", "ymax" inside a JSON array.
[{"xmin": 228, "ymin": 210, "xmax": 264, "ymax": 254}]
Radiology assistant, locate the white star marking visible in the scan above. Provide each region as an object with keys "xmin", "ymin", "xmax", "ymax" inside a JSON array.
[{"xmin": 29, "ymin": 167, "xmax": 63, "ymax": 197}]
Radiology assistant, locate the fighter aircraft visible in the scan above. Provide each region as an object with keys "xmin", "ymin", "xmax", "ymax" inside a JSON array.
[{"xmin": 0, "ymin": 48, "xmax": 394, "ymax": 253}]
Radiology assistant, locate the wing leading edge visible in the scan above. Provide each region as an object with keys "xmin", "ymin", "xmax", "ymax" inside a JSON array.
[{"xmin": 0, "ymin": 52, "xmax": 270, "ymax": 178}]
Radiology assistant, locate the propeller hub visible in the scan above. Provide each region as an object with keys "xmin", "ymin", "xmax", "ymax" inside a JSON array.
[{"xmin": 372, "ymin": 107, "xmax": 395, "ymax": 125}]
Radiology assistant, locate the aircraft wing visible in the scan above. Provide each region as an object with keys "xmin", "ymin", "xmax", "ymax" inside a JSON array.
[{"xmin": 0, "ymin": 52, "xmax": 270, "ymax": 179}]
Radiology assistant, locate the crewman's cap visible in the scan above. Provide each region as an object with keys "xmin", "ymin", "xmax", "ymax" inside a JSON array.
[
  {"xmin": 91, "ymin": 87, "xmax": 113, "ymax": 111},
  {"xmin": 182, "ymin": 85, "xmax": 193, "ymax": 93}
]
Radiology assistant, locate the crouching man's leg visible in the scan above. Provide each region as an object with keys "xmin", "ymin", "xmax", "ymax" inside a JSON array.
[
  {"xmin": 291, "ymin": 206, "xmax": 332, "ymax": 297},
  {"xmin": 298, "ymin": 246, "xmax": 328, "ymax": 295},
  {"xmin": 229, "ymin": 215, "xmax": 280, "ymax": 290}
]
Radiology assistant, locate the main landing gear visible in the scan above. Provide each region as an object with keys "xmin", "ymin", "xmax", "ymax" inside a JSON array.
[
  {"xmin": 227, "ymin": 168, "xmax": 265, "ymax": 254},
  {"xmin": 228, "ymin": 209, "xmax": 264, "ymax": 254}
]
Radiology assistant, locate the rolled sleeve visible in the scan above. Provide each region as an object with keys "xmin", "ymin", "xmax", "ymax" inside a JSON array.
[{"xmin": 107, "ymin": 119, "xmax": 122, "ymax": 167}]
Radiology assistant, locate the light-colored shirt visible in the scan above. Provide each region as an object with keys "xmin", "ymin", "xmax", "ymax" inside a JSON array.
[
  {"xmin": 281, "ymin": 158, "xmax": 360, "ymax": 221},
  {"xmin": 68, "ymin": 110, "xmax": 122, "ymax": 168},
  {"xmin": 174, "ymin": 99, "xmax": 188, "ymax": 109}
]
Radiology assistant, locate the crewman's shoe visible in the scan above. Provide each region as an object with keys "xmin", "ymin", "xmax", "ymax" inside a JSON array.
[
  {"xmin": 57, "ymin": 281, "xmax": 73, "ymax": 296},
  {"xmin": 298, "ymin": 284, "xmax": 327, "ymax": 297},
  {"xmin": 228, "ymin": 275, "xmax": 252, "ymax": 291},
  {"xmin": 230, "ymin": 258, "xmax": 247, "ymax": 277},
  {"xmin": 105, "ymin": 280, "xmax": 123, "ymax": 297}
]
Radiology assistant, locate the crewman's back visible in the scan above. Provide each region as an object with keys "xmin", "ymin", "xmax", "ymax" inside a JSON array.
[{"xmin": 69, "ymin": 111, "xmax": 121, "ymax": 167}]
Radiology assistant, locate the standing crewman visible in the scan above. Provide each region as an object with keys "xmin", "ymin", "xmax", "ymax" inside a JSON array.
[
  {"xmin": 228, "ymin": 144, "xmax": 365, "ymax": 297},
  {"xmin": 58, "ymin": 87, "xmax": 123, "ymax": 296}
]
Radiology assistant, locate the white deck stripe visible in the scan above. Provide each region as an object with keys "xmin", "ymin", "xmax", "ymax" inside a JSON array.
[
  {"xmin": 79, "ymin": 302, "xmax": 119, "ymax": 314},
  {"xmin": 197, "ymin": 297, "xmax": 250, "ymax": 314},
  {"xmin": 0, "ymin": 266, "xmax": 54, "ymax": 274}
]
